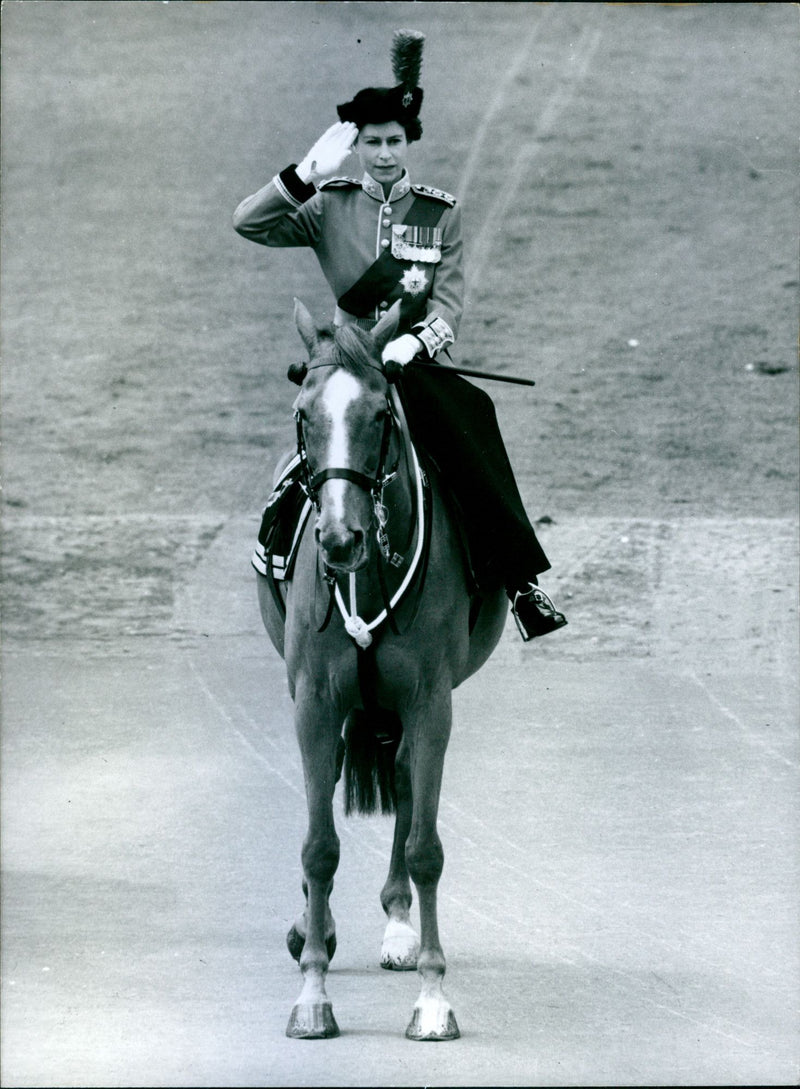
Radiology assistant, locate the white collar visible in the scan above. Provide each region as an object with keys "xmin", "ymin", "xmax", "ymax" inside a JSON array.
[{"xmin": 362, "ymin": 170, "xmax": 411, "ymax": 203}]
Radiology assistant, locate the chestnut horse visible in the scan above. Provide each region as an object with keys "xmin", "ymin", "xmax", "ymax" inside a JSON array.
[{"xmin": 256, "ymin": 299, "xmax": 506, "ymax": 1040}]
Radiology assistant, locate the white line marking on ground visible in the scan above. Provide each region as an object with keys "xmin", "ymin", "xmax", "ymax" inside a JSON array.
[
  {"xmin": 439, "ymin": 883, "xmax": 767, "ymax": 1048},
  {"xmin": 465, "ymin": 21, "xmax": 604, "ymax": 295},
  {"xmin": 456, "ymin": 5, "xmax": 553, "ymax": 202},
  {"xmin": 188, "ymin": 659, "xmax": 400, "ymax": 856},
  {"xmin": 187, "ymin": 656, "xmax": 304, "ymax": 797},
  {"xmin": 688, "ymin": 669, "xmax": 799, "ymax": 770},
  {"xmin": 439, "ymin": 802, "xmax": 788, "ymax": 986}
]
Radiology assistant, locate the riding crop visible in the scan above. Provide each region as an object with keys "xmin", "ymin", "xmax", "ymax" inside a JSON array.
[{"xmin": 384, "ymin": 358, "xmax": 536, "ymax": 387}]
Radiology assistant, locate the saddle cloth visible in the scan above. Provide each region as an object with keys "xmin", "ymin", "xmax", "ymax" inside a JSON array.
[{"xmin": 251, "ymin": 454, "xmax": 311, "ymax": 582}]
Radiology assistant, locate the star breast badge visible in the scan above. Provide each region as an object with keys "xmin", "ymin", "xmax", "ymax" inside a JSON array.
[{"xmin": 399, "ymin": 265, "xmax": 428, "ymax": 297}]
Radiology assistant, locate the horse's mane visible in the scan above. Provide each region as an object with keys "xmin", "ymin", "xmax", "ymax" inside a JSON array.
[{"xmin": 324, "ymin": 324, "xmax": 383, "ymax": 381}]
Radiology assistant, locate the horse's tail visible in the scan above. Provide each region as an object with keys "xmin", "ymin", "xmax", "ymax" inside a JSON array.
[{"xmin": 342, "ymin": 707, "xmax": 402, "ymax": 816}]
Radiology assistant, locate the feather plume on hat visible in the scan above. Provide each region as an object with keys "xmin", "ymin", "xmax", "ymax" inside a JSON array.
[
  {"xmin": 336, "ymin": 28, "xmax": 426, "ymax": 140},
  {"xmin": 391, "ymin": 29, "xmax": 425, "ymax": 94}
]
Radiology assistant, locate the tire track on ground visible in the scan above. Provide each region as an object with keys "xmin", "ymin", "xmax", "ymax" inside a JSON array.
[
  {"xmin": 455, "ymin": 5, "xmax": 553, "ymax": 203},
  {"xmin": 463, "ymin": 17, "xmax": 605, "ymax": 295},
  {"xmin": 688, "ymin": 670, "xmax": 799, "ymax": 771},
  {"xmin": 437, "ymin": 801, "xmax": 788, "ymax": 988}
]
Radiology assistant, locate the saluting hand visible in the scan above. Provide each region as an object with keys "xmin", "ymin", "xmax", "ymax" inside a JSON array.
[{"xmin": 297, "ymin": 122, "xmax": 359, "ymax": 184}]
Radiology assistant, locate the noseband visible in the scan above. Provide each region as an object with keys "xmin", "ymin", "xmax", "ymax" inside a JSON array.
[{"xmin": 293, "ymin": 363, "xmax": 397, "ymax": 511}]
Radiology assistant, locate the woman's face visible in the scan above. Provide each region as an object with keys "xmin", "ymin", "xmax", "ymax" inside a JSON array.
[{"xmin": 355, "ymin": 122, "xmax": 409, "ymax": 187}]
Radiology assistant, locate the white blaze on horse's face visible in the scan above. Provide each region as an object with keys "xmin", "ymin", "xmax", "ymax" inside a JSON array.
[
  {"xmin": 305, "ymin": 368, "xmax": 380, "ymax": 572},
  {"xmin": 321, "ymin": 370, "xmax": 362, "ymax": 523}
]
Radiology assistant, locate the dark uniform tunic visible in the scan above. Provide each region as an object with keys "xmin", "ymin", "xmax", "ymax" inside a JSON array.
[{"xmin": 233, "ymin": 166, "xmax": 550, "ymax": 592}]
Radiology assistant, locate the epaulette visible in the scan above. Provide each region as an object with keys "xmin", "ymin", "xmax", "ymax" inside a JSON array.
[
  {"xmin": 411, "ymin": 183, "xmax": 457, "ymax": 207},
  {"xmin": 318, "ymin": 177, "xmax": 362, "ymax": 190}
]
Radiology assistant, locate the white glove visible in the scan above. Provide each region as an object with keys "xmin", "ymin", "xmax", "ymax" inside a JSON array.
[
  {"xmin": 297, "ymin": 122, "xmax": 358, "ymax": 183},
  {"xmin": 382, "ymin": 334, "xmax": 423, "ymax": 366}
]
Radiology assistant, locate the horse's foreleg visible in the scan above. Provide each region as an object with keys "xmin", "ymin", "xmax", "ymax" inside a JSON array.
[
  {"xmin": 403, "ymin": 693, "xmax": 460, "ymax": 1041},
  {"xmin": 380, "ymin": 736, "xmax": 420, "ymax": 971},
  {"xmin": 286, "ymin": 694, "xmax": 341, "ymax": 1040}
]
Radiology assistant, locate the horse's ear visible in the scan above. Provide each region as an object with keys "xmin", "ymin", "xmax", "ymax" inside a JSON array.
[
  {"xmin": 371, "ymin": 301, "xmax": 402, "ymax": 355},
  {"xmin": 294, "ymin": 298, "xmax": 319, "ymax": 356},
  {"xmin": 287, "ymin": 362, "xmax": 308, "ymax": 385}
]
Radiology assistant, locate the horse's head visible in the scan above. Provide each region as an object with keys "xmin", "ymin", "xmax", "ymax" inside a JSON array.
[{"xmin": 291, "ymin": 299, "xmax": 402, "ymax": 573}]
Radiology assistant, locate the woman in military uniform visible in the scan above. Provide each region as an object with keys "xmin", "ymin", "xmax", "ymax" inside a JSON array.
[{"xmin": 233, "ymin": 30, "xmax": 566, "ymax": 640}]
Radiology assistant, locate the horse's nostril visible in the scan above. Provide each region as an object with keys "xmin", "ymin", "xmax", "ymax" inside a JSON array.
[{"xmin": 317, "ymin": 523, "xmax": 366, "ymax": 567}]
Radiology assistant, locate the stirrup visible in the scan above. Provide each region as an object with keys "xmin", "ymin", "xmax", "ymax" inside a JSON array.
[{"xmin": 512, "ymin": 583, "xmax": 568, "ymax": 641}]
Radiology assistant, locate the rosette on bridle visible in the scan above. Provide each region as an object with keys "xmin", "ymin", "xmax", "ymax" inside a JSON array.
[{"xmin": 336, "ymin": 29, "xmax": 425, "ymax": 141}]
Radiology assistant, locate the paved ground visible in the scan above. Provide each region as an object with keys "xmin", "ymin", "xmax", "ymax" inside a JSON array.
[
  {"xmin": 1, "ymin": 3, "xmax": 798, "ymax": 1086},
  {"xmin": 2, "ymin": 516, "xmax": 798, "ymax": 1086}
]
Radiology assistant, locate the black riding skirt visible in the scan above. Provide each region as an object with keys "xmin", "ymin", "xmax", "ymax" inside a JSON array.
[{"xmin": 397, "ymin": 366, "xmax": 551, "ymax": 593}]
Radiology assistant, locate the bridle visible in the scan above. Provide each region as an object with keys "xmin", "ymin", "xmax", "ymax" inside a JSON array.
[
  {"xmin": 288, "ymin": 357, "xmax": 432, "ymax": 647},
  {"xmin": 293, "ymin": 362, "xmax": 399, "ymax": 530}
]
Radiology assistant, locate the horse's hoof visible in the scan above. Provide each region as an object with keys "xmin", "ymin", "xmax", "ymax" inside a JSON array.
[
  {"xmin": 286, "ymin": 1002, "xmax": 340, "ymax": 1039},
  {"xmin": 405, "ymin": 1002, "xmax": 460, "ymax": 1041},
  {"xmin": 380, "ymin": 919, "xmax": 419, "ymax": 971},
  {"xmin": 286, "ymin": 925, "xmax": 337, "ymax": 963}
]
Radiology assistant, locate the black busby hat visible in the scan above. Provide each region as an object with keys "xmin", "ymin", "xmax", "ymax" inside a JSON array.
[{"xmin": 337, "ymin": 29, "xmax": 425, "ymax": 142}]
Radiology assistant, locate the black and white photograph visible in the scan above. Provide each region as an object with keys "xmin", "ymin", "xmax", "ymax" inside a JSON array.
[{"xmin": 1, "ymin": 2, "xmax": 798, "ymax": 1085}]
